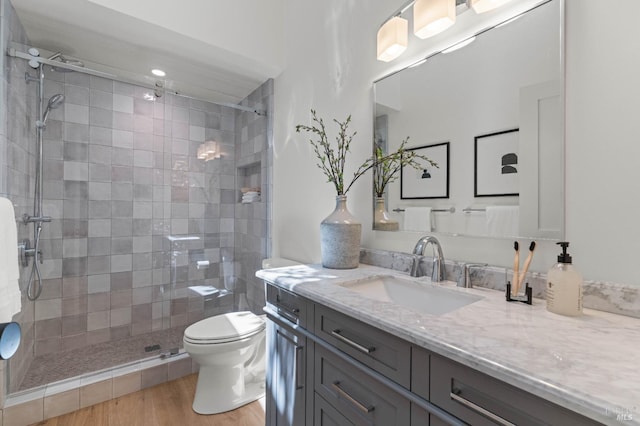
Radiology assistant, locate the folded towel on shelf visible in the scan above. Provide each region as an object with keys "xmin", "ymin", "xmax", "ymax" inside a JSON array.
[
  {"xmin": 403, "ymin": 207, "xmax": 432, "ymax": 232},
  {"xmin": 0, "ymin": 197, "xmax": 21, "ymax": 323},
  {"xmin": 486, "ymin": 205, "xmax": 519, "ymax": 237},
  {"xmin": 241, "ymin": 193, "xmax": 261, "ymax": 203}
]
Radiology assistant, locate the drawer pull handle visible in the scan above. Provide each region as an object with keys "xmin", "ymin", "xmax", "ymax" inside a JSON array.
[
  {"xmin": 332, "ymin": 381, "xmax": 374, "ymax": 414},
  {"xmin": 450, "ymin": 389, "xmax": 516, "ymax": 426},
  {"xmin": 277, "ymin": 307, "xmax": 299, "ymax": 324},
  {"xmin": 276, "ymin": 295, "xmax": 300, "ymax": 313},
  {"xmin": 331, "ymin": 330, "xmax": 375, "ymax": 354}
]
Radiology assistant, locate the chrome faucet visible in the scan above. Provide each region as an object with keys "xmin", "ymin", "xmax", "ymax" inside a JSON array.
[
  {"xmin": 458, "ymin": 263, "xmax": 488, "ymax": 288},
  {"xmin": 410, "ymin": 235, "xmax": 445, "ymax": 281}
]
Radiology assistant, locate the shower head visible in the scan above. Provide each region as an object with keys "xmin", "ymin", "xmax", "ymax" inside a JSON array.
[
  {"xmin": 41, "ymin": 94, "xmax": 65, "ymax": 125},
  {"xmin": 48, "ymin": 94, "xmax": 65, "ymax": 109}
]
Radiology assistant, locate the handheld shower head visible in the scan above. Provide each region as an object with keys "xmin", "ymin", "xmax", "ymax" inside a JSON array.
[
  {"xmin": 47, "ymin": 94, "xmax": 65, "ymax": 109},
  {"xmin": 40, "ymin": 94, "xmax": 65, "ymax": 127}
]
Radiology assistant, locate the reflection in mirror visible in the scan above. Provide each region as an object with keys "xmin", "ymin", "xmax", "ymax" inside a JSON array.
[{"xmin": 374, "ymin": 0, "xmax": 563, "ymax": 240}]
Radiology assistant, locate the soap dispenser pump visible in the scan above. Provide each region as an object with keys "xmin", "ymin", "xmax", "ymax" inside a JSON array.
[{"xmin": 546, "ymin": 242, "xmax": 583, "ymax": 316}]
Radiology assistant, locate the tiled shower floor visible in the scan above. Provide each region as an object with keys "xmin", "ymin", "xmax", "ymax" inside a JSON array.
[{"xmin": 18, "ymin": 326, "xmax": 187, "ymax": 391}]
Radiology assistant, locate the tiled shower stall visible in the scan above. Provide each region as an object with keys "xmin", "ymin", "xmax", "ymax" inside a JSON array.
[{"xmin": 0, "ymin": 0, "xmax": 272, "ymax": 398}]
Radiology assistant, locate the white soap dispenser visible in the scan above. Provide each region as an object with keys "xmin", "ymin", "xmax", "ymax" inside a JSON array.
[{"xmin": 546, "ymin": 242, "xmax": 583, "ymax": 316}]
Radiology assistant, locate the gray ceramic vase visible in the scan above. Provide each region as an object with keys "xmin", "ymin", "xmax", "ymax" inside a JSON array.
[
  {"xmin": 373, "ymin": 196, "xmax": 399, "ymax": 231},
  {"xmin": 320, "ymin": 195, "xmax": 361, "ymax": 269}
]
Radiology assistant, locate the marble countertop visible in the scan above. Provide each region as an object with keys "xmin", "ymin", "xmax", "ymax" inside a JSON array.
[{"xmin": 257, "ymin": 264, "xmax": 640, "ymax": 426}]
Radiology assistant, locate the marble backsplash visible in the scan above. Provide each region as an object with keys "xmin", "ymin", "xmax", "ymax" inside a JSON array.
[{"xmin": 360, "ymin": 248, "xmax": 640, "ymax": 319}]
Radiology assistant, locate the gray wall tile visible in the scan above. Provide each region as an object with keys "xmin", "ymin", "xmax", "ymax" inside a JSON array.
[
  {"xmin": 88, "ymin": 182, "xmax": 111, "ymax": 200},
  {"xmin": 90, "ymin": 107, "xmax": 113, "ymax": 129},
  {"xmin": 90, "ymin": 89, "xmax": 113, "ymax": 110},
  {"xmin": 64, "ymin": 142, "xmax": 89, "ymax": 162},
  {"xmin": 64, "ymin": 161, "xmax": 88, "ymax": 181},
  {"xmin": 64, "ymin": 104, "xmax": 89, "ymax": 125},
  {"xmin": 111, "ymin": 166, "xmax": 133, "ymax": 183},
  {"xmin": 113, "ymin": 94, "xmax": 133, "ymax": 114},
  {"xmin": 89, "ymin": 163, "xmax": 111, "ymax": 182},
  {"xmin": 88, "ymin": 237, "xmax": 111, "ymax": 256},
  {"xmin": 90, "ymin": 127, "xmax": 112, "ymax": 146}
]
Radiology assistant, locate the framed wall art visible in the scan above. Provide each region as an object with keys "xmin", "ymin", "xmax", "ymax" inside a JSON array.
[
  {"xmin": 474, "ymin": 128, "xmax": 519, "ymax": 197},
  {"xmin": 400, "ymin": 142, "xmax": 449, "ymax": 199}
]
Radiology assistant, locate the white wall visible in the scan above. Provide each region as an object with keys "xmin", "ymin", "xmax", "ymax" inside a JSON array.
[
  {"xmin": 564, "ymin": 0, "xmax": 640, "ymax": 285},
  {"xmin": 273, "ymin": 0, "xmax": 640, "ymax": 286}
]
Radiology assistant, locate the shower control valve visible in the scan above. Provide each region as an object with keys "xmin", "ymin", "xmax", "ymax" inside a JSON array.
[{"xmin": 18, "ymin": 239, "xmax": 42, "ymax": 267}]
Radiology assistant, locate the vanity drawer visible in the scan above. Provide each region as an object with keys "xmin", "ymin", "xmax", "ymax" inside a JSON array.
[
  {"xmin": 315, "ymin": 344, "xmax": 410, "ymax": 426},
  {"xmin": 266, "ymin": 283, "xmax": 309, "ymax": 328},
  {"xmin": 315, "ymin": 304, "xmax": 411, "ymax": 388},
  {"xmin": 430, "ymin": 355, "xmax": 602, "ymax": 426},
  {"xmin": 314, "ymin": 392, "xmax": 354, "ymax": 426}
]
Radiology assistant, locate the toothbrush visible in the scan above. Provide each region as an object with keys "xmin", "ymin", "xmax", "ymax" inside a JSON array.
[
  {"xmin": 518, "ymin": 241, "xmax": 536, "ymax": 290},
  {"xmin": 512, "ymin": 241, "xmax": 519, "ymax": 296}
]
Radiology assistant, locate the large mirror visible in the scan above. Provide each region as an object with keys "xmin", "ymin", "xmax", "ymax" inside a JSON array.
[{"xmin": 374, "ymin": 0, "xmax": 563, "ymax": 240}]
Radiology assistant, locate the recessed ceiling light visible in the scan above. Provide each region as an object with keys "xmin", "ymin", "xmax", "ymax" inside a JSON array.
[{"xmin": 151, "ymin": 69, "xmax": 166, "ymax": 77}]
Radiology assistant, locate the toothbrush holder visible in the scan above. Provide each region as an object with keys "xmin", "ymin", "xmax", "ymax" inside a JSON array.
[{"xmin": 506, "ymin": 282, "xmax": 532, "ymax": 305}]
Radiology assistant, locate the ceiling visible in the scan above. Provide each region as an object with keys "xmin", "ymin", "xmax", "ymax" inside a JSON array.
[{"xmin": 9, "ymin": 0, "xmax": 285, "ymax": 104}]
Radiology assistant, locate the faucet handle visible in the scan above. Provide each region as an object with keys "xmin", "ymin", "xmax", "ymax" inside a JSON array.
[{"xmin": 459, "ymin": 263, "xmax": 488, "ymax": 288}]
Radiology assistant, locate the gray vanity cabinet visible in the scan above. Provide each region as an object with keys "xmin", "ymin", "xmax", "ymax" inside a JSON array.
[
  {"xmin": 264, "ymin": 281, "xmax": 602, "ymax": 426},
  {"xmin": 315, "ymin": 304, "xmax": 411, "ymax": 388},
  {"xmin": 428, "ymin": 354, "xmax": 602, "ymax": 426},
  {"xmin": 314, "ymin": 392, "xmax": 353, "ymax": 425},
  {"xmin": 265, "ymin": 284, "xmax": 313, "ymax": 426},
  {"xmin": 314, "ymin": 344, "xmax": 411, "ymax": 425}
]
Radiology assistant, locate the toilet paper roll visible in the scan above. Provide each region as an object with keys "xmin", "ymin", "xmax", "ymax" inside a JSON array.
[{"xmin": 196, "ymin": 260, "xmax": 210, "ymax": 269}]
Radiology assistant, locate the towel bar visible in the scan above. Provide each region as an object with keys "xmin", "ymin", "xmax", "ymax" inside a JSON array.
[
  {"xmin": 393, "ymin": 207, "xmax": 455, "ymax": 213},
  {"xmin": 463, "ymin": 207, "xmax": 518, "ymax": 213}
]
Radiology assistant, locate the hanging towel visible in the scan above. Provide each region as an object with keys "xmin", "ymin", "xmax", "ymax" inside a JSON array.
[
  {"xmin": 486, "ymin": 206, "xmax": 519, "ymax": 237},
  {"xmin": 403, "ymin": 207, "xmax": 432, "ymax": 232},
  {"xmin": 0, "ymin": 197, "xmax": 21, "ymax": 323}
]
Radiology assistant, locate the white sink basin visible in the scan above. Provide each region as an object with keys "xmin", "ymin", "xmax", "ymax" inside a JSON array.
[{"xmin": 339, "ymin": 275, "xmax": 482, "ymax": 316}]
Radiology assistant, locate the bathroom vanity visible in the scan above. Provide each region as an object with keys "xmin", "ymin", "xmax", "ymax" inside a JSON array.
[{"xmin": 260, "ymin": 264, "xmax": 640, "ymax": 426}]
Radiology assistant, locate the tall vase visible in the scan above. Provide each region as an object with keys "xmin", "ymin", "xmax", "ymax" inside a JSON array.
[
  {"xmin": 373, "ymin": 196, "xmax": 399, "ymax": 231},
  {"xmin": 320, "ymin": 195, "xmax": 361, "ymax": 269}
]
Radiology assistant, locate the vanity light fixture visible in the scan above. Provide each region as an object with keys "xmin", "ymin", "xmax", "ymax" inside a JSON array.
[
  {"xmin": 414, "ymin": 0, "xmax": 456, "ymax": 39},
  {"xmin": 376, "ymin": 0, "xmax": 515, "ymax": 62},
  {"xmin": 377, "ymin": 16, "xmax": 409, "ymax": 62},
  {"xmin": 469, "ymin": 0, "xmax": 514, "ymax": 14}
]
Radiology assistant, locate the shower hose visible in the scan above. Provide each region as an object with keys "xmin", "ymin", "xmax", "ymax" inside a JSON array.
[{"xmin": 26, "ymin": 222, "xmax": 44, "ymax": 301}]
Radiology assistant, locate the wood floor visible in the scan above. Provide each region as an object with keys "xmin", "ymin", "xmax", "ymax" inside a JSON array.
[{"xmin": 33, "ymin": 374, "xmax": 265, "ymax": 426}]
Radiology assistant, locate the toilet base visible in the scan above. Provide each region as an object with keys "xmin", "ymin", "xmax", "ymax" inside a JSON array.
[{"xmin": 192, "ymin": 364, "xmax": 265, "ymax": 415}]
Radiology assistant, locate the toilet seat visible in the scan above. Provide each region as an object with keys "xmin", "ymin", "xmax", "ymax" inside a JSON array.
[{"xmin": 184, "ymin": 311, "xmax": 265, "ymax": 345}]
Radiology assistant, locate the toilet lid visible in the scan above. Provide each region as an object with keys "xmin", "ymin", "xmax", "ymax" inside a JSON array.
[{"xmin": 184, "ymin": 311, "xmax": 265, "ymax": 343}]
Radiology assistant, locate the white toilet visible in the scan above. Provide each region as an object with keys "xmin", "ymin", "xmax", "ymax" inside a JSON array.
[{"xmin": 183, "ymin": 311, "xmax": 266, "ymax": 415}]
